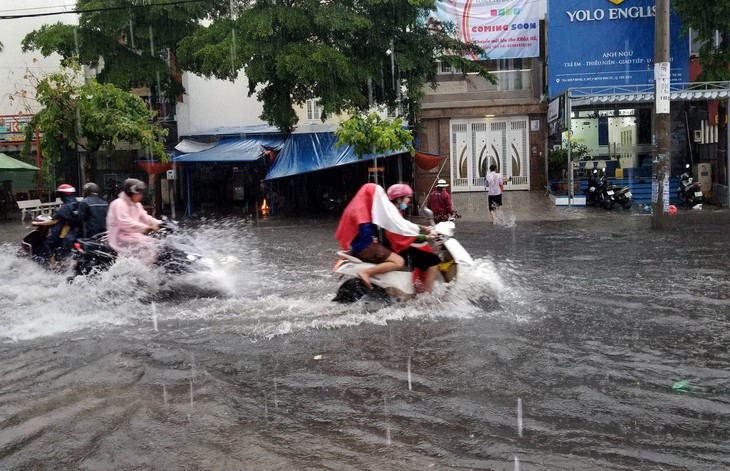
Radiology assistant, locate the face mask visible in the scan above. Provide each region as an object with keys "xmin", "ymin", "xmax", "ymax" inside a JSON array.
[{"xmin": 399, "ymin": 203, "xmax": 408, "ymax": 210}]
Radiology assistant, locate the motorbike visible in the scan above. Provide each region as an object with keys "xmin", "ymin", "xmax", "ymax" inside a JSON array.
[
  {"xmin": 331, "ymin": 209, "xmax": 474, "ymax": 303},
  {"xmin": 677, "ymin": 164, "xmax": 703, "ymax": 206},
  {"xmin": 21, "ymin": 215, "xmax": 208, "ymax": 276},
  {"xmin": 584, "ymin": 170, "xmax": 617, "ymax": 210},
  {"xmin": 71, "ymin": 216, "xmax": 207, "ymax": 276},
  {"xmin": 609, "ymin": 181, "xmax": 633, "ymax": 209}
]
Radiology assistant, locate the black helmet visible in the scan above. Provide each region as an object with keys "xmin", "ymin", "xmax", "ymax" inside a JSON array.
[
  {"xmin": 123, "ymin": 178, "xmax": 146, "ymax": 197},
  {"xmin": 83, "ymin": 182, "xmax": 100, "ymax": 196}
]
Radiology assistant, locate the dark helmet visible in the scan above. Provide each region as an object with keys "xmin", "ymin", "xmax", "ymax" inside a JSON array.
[
  {"xmin": 83, "ymin": 182, "xmax": 101, "ymax": 196},
  {"xmin": 123, "ymin": 178, "xmax": 146, "ymax": 197}
]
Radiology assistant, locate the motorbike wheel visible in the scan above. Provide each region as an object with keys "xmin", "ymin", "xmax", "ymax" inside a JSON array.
[
  {"xmin": 602, "ymin": 198, "xmax": 614, "ymax": 210},
  {"xmin": 622, "ymin": 201, "xmax": 632, "ymax": 209}
]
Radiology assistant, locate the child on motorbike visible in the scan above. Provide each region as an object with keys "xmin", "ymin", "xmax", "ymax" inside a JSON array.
[
  {"xmin": 335, "ymin": 183, "xmax": 428, "ymax": 290},
  {"xmin": 31, "ymin": 183, "xmax": 80, "ymax": 267}
]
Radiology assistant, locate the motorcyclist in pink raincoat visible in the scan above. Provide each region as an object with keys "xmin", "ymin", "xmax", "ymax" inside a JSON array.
[{"xmin": 106, "ymin": 178, "xmax": 162, "ymax": 262}]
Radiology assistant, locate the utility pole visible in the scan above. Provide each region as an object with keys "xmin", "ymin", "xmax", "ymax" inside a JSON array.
[{"xmin": 652, "ymin": 0, "xmax": 671, "ymax": 229}]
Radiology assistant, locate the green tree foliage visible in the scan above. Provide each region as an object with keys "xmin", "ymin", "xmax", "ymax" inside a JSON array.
[
  {"xmin": 673, "ymin": 0, "xmax": 730, "ymax": 81},
  {"xmin": 21, "ymin": 0, "xmax": 229, "ymax": 100},
  {"xmin": 176, "ymin": 0, "xmax": 493, "ymax": 132},
  {"xmin": 335, "ymin": 112, "xmax": 414, "ymax": 159},
  {"xmin": 25, "ymin": 63, "xmax": 167, "ymax": 183}
]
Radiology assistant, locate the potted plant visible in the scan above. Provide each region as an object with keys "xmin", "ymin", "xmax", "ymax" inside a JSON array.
[{"xmin": 548, "ymin": 142, "xmax": 590, "ymax": 194}]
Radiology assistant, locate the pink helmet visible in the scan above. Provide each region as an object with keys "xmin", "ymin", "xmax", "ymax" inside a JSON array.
[
  {"xmin": 56, "ymin": 184, "xmax": 76, "ymax": 194},
  {"xmin": 386, "ymin": 183, "xmax": 413, "ymax": 200}
]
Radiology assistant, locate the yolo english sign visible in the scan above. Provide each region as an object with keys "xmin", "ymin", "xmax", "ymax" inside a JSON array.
[
  {"xmin": 547, "ymin": 0, "xmax": 688, "ymax": 98},
  {"xmin": 433, "ymin": 0, "xmax": 540, "ymax": 60}
]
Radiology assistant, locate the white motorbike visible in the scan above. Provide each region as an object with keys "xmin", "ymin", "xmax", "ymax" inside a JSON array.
[{"xmin": 332, "ymin": 209, "xmax": 474, "ymax": 303}]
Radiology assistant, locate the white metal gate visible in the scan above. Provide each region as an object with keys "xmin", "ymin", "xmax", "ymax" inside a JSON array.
[{"xmin": 450, "ymin": 117, "xmax": 530, "ymax": 191}]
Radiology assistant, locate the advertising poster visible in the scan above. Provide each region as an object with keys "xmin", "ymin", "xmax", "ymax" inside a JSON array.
[
  {"xmin": 433, "ymin": 0, "xmax": 540, "ymax": 60},
  {"xmin": 547, "ymin": 0, "xmax": 689, "ymax": 98}
]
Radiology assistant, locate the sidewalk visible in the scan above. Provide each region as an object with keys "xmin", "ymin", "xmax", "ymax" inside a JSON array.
[{"xmin": 449, "ymin": 190, "xmax": 586, "ymax": 223}]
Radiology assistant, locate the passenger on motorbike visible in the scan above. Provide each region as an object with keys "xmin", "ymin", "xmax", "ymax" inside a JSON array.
[
  {"xmin": 76, "ymin": 182, "xmax": 108, "ymax": 238},
  {"xmin": 106, "ymin": 178, "xmax": 162, "ymax": 263},
  {"xmin": 335, "ymin": 183, "xmax": 426, "ymax": 290},
  {"xmin": 31, "ymin": 183, "xmax": 80, "ymax": 265},
  {"xmin": 386, "ymin": 184, "xmax": 440, "ymax": 293}
]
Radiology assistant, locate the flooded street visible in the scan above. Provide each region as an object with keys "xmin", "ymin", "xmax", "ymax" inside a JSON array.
[{"xmin": 1, "ymin": 211, "xmax": 729, "ymax": 470}]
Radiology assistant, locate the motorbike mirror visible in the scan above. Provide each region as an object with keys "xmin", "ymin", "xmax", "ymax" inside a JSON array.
[{"xmin": 421, "ymin": 207, "xmax": 434, "ymax": 222}]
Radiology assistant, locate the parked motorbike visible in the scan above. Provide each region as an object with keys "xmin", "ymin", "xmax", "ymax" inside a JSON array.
[
  {"xmin": 677, "ymin": 164, "xmax": 703, "ymax": 206},
  {"xmin": 584, "ymin": 169, "xmax": 616, "ymax": 210},
  {"xmin": 332, "ymin": 209, "xmax": 474, "ymax": 303},
  {"xmin": 610, "ymin": 182, "xmax": 633, "ymax": 209},
  {"xmin": 322, "ymin": 188, "xmax": 343, "ymax": 213}
]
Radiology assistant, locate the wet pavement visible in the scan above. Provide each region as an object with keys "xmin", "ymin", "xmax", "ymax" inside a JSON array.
[{"xmin": 0, "ymin": 193, "xmax": 729, "ymax": 470}]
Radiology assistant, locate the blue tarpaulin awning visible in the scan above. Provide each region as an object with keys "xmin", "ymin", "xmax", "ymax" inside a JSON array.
[
  {"xmin": 173, "ymin": 136, "xmax": 285, "ymax": 163},
  {"xmin": 265, "ymin": 132, "xmax": 408, "ymax": 180}
]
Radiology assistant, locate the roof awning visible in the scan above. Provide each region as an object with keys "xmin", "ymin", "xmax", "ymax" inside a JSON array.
[
  {"xmin": 174, "ymin": 139, "xmax": 215, "ymax": 154},
  {"xmin": 264, "ymin": 132, "xmax": 409, "ymax": 180},
  {"xmin": 0, "ymin": 152, "xmax": 38, "ymax": 171},
  {"xmin": 173, "ymin": 136, "xmax": 285, "ymax": 163},
  {"xmin": 569, "ymin": 81, "xmax": 730, "ymax": 107}
]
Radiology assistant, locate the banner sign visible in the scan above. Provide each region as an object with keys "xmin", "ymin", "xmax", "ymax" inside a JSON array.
[
  {"xmin": 547, "ymin": 94, "xmax": 567, "ymax": 136},
  {"xmin": 547, "ymin": 0, "xmax": 688, "ymax": 98},
  {"xmin": 433, "ymin": 0, "xmax": 540, "ymax": 60}
]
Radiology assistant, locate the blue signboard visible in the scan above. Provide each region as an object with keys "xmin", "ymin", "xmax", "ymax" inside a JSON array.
[{"xmin": 547, "ymin": 0, "xmax": 689, "ymax": 98}]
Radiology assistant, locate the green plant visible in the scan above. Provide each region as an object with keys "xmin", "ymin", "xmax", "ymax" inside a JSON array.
[{"xmin": 548, "ymin": 142, "xmax": 590, "ymax": 181}]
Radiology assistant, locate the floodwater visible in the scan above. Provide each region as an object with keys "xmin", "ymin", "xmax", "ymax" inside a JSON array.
[{"xmin": 0, "ymin": 211, "xmax": 729, "ymax": 470}]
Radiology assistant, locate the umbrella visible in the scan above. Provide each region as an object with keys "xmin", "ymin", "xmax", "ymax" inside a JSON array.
[{"xmin": 0, "ymin": 152, "xmax": 39, "ymax": 171}]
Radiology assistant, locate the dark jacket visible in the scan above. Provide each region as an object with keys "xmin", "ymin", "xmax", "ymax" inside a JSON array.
[
  {"xmin": 47, "ymin": 195, "xmax": 79, "ymax": 249},
  {"xmin": 77, "ymin": 194, "xmax": 108, "ymax": 238}
]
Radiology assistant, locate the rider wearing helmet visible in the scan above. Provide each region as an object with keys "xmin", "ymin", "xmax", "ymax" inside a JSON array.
[
  {"xmin": 106, "ymin": 178, "xmax": 162, "ymax": 262},
  {"xmin": 76, "ymin": 182, "xmax": 108, "ymax": 238},
  {"xmin": 385, "ymin": 183, "xmax": 440, "ymax": 293},
  {"xmin": 32, "ymin": 183, "xmax": 80, "ymax": 265},
  {"xmin": 335, "ymin": 182, "xmax": 428, "ymax": 290}
]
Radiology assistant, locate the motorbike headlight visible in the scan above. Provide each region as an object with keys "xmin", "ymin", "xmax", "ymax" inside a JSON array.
[{"xmin": 186, "ymin": 254, "xmax": 198, "ymax": 261}]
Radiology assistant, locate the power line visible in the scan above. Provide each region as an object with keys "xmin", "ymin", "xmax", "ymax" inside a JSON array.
[{"xmin": 0, "ymin": 0, "xmax": 209, "ymax": 20}]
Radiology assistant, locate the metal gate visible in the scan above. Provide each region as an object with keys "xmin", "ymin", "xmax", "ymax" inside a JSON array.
[{"xmin": 450, "ymin": 117, "xmax": 530, "ymax": 191}]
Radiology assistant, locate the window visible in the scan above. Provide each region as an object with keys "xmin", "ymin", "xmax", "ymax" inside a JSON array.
[
  {"xmin": 306, "ymin": 99, "xmax": 322, "ymax": 120},
  {"xmin": 437, "ymin": 61, "xmax": 454, "ymax": 74}
]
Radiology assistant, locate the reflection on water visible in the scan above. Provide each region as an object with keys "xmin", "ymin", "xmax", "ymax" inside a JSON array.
[{"xmin": 0, "ymin": 215, "xmax": 728, "ymax": 469}]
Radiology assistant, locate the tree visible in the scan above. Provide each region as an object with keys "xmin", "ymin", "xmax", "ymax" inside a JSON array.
[
  {"xmin": 336, "ymin": 112, "xmax": 414, "ymax": 159},
  {"xmin": 24, "ymin": 63, "xmax": 167, "ymax": 185},
  {"xmin": 21, "ymin": 0, "xmax": 229, "ymax": 101},
  {"xmin": 176, "ymin": 0, "xmax": 493, "ymax": 132},
  {"xmin": 673, "ymin": 0, "xmax": 730, "ymax": 81}
]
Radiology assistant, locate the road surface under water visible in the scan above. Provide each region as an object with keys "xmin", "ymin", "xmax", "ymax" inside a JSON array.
[{"xmin": 0, "ymin": 210, "xmax": 728, "ymax": 470}]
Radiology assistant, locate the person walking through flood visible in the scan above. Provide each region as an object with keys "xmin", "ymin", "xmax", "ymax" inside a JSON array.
[
  {"xmin": 485, "ymin": 165, "xmax": 510, "ymax": 224},
  {"xmin": 335, "ymin": 183, "xmax": 426, "ymax": 289}
]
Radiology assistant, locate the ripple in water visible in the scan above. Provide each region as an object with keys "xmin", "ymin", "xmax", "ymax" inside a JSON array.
[{"xmin": 1, "ymin": 221, "xmax": 524, "ymax": 341}]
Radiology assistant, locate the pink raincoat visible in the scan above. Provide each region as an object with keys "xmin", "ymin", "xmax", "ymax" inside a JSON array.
[{"xmin": 106, "ymin": 192, "xmax": 162, "ymax": 260}]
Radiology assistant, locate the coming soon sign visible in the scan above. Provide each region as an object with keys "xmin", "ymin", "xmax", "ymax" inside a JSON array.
[{"xmin": 433, "ymin": 0, "xmax": 541, "ymax": 60}]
